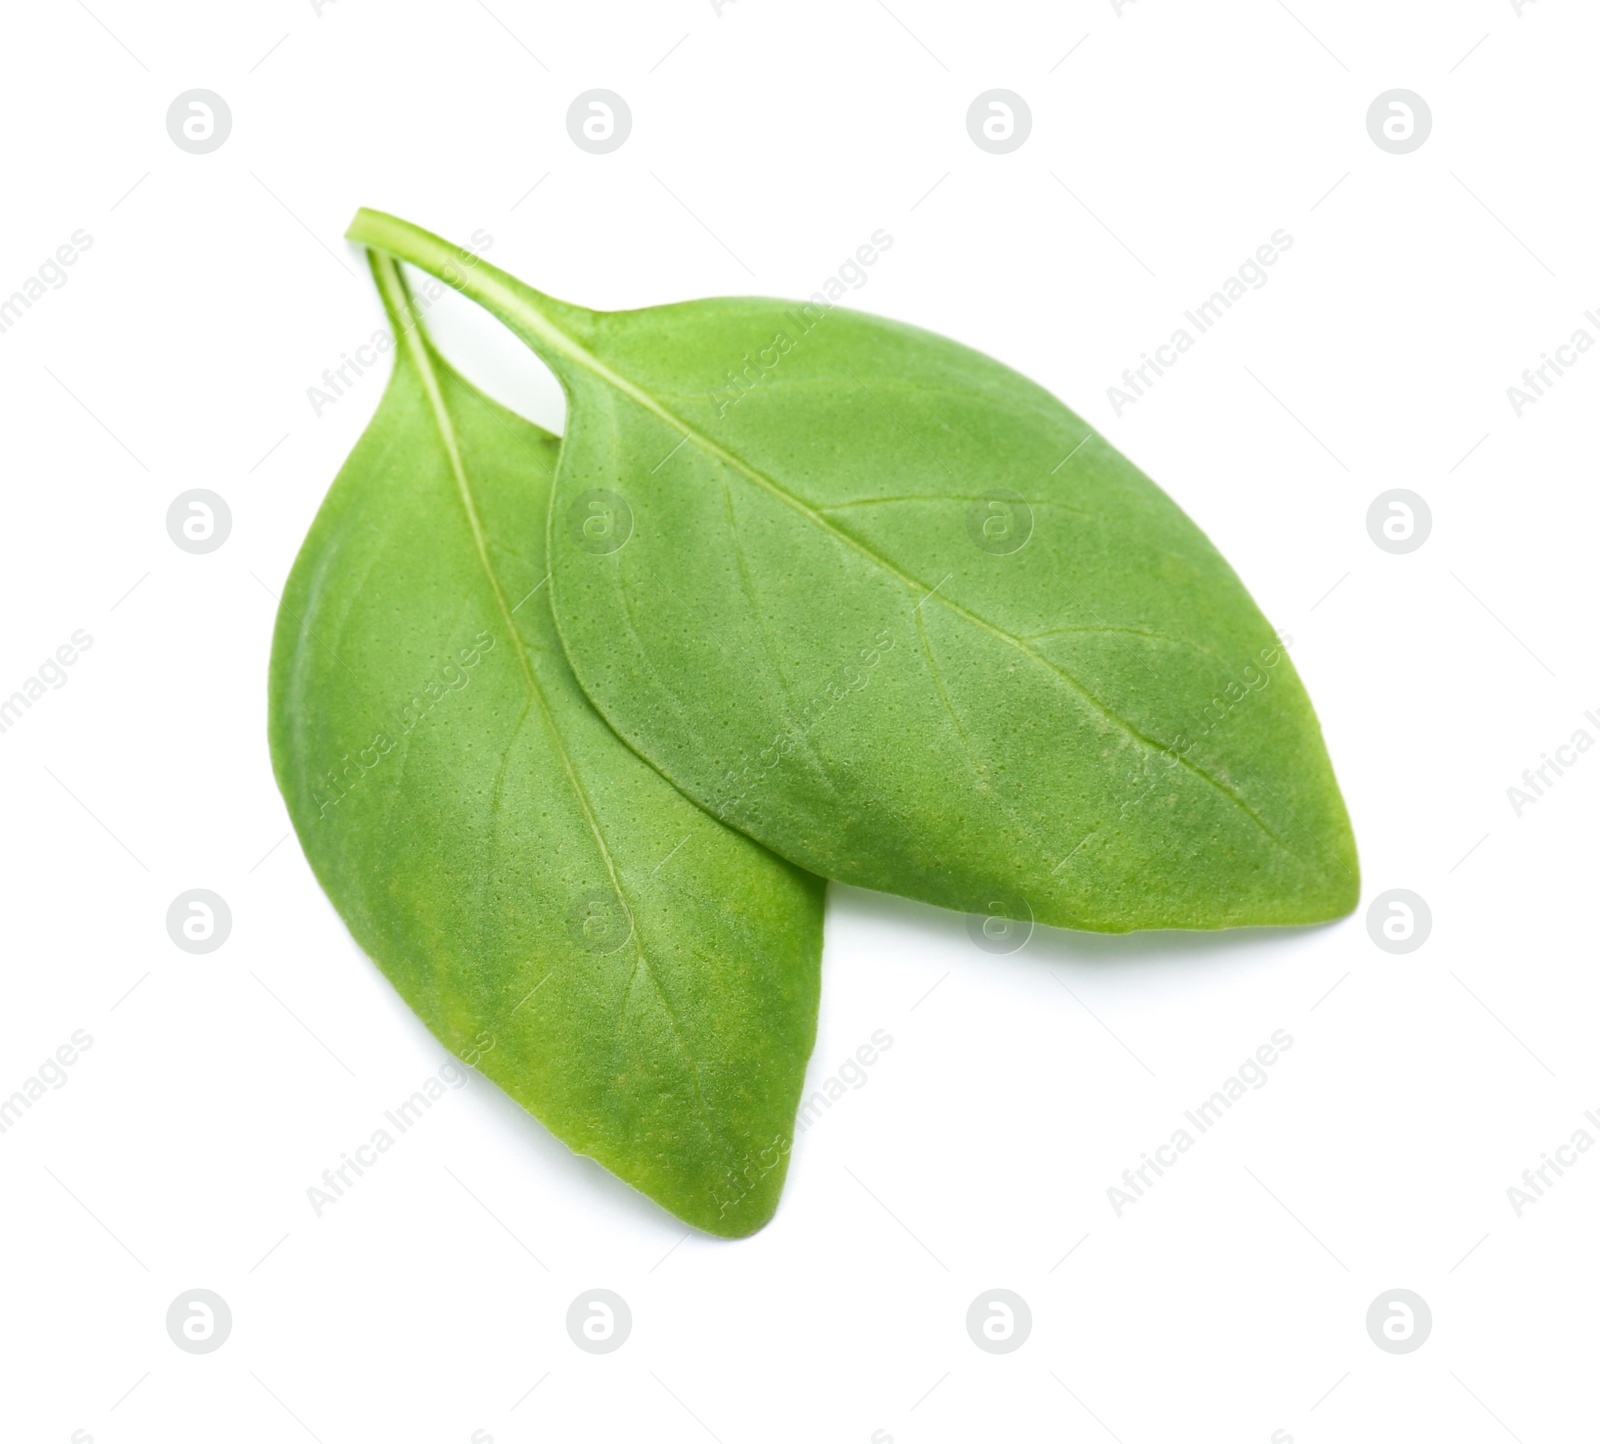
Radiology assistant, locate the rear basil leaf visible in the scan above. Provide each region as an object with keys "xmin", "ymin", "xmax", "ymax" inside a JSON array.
[
  {"xmin": 268, "ymin": 250, "xmax": 824, "ymax": 1236},
  {"xmin": 348, "ymin": 210, "xmax": 1358, "ymax": 933}
]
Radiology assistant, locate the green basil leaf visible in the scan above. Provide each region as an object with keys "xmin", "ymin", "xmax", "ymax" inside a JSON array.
[
  {"xmin": 268, "ymin": 250, "xmax": 824, "ymax": 1236},
  {"xmin": 349, "ymin": 210, "xmax": 1357, "ymax": 933}
]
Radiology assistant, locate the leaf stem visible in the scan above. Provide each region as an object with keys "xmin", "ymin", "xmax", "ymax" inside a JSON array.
[
  {"xmin": 346, "ymin": 208, "xmax": 593, "ymax": 375},
  {"xmin": 365, "ymin": 246, "xmax": 418, "ymax": 341}
]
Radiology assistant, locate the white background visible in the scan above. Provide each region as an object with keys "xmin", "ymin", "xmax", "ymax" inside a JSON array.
[{"xmin": 1, "ymin": 1, "xmax": 1594, "ymax": 1440}]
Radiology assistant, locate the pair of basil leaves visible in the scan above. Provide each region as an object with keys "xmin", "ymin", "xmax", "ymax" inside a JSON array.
[{"xmin": 267, "ymin": 213, "xmax": 1357, "ymax": 1236}]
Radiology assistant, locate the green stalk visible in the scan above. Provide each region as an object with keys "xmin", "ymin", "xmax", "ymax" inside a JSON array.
[{"xmin": 346, "ymin": 207, "xmax": 595, "ymax": 375}]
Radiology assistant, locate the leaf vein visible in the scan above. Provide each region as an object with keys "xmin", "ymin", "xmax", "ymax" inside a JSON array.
[
  {"xmin": 446, "ymin": 263, "xmax": 1296, "ymax": 858},
  {"xmin": 383, "ymin": 261, "xmax": 732, "ymax": 1162},
  {"xmin": 576, "ymin": 363, "xmax": 1293, "ymax": 853}
]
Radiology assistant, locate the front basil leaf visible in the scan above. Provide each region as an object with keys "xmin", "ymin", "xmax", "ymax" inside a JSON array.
[
  {"xmin": 268, "ymin": 250, "xmax": 824, "ymax": 1236},
  {"xmin": 349, "ymin": 210, "xmax": 1357, "ymax": 933}
]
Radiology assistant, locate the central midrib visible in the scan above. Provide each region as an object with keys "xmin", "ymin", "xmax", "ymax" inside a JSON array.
[
  {"xmin": 513, "ymin": 305, "xmax": 1292, "ymax": 856},
  {"xmin": 381, "ymin": 262, "xmax": 728, "ymax": 1170},
  {"xmin": 350, "ymin": 212, "xmax": 1295, "ymax": 859}
]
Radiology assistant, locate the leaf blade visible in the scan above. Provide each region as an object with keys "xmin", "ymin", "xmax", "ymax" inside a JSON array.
[
  {"xmin": 346, "ymin": 211, "xmax": 1358, "ymax": 932},
  {"xmin": 268, "ymin": 252, "xmax": 824, "ymax": 1235}
]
